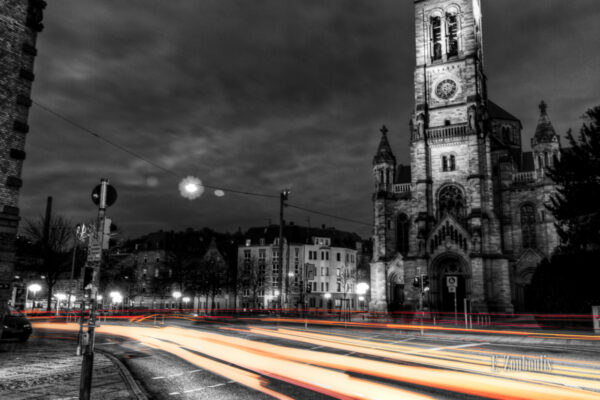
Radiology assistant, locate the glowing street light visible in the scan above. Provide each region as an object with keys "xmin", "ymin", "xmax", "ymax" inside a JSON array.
[
  {"xmin": 109, "ymin": 291, "xmax": 122, "ymax": 304},
  {"xmin": 356, "ymin": 282, "xmax": 369, "ymax": 295},
  {"xmin": 182, "ymin": 296, "xmax": 190, "ymax": 304},
  {"xmin": 324, "ymin": 293, "xmax": 332, "ymax": 299},
  {"xmin": 26, "ymin": 283, "xmax": 42, "ymax": 309},
  {"xmin": 179, "ymin": 176, "xmax": 204, "ymax": 200},
  {"xmin": 172, "ymin": 291, "xmax": 182, "ymax": 299},
  {"xmin": 28, "ymin": 283, "xmax": 41, "ymax": 294}
]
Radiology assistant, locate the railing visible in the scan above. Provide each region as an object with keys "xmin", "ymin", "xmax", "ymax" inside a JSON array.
[
  {"xmin": 392, "ymin": 183, "xmax": 411, "ymax": 194},
  {"xmin": 426, "ymin": 123, "xmax": 469, "ymax": 140},
  {"xmin": 513, "ymin": 171, "xmax": 537, "ymax": 183}
]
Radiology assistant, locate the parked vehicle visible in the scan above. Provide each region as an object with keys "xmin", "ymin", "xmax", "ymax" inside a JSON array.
[{"xmin": 1, "ymin": 306, "xmax": 32, "ymax": 342}]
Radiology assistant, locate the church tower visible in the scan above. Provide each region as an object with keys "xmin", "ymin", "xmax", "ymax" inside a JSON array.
[{"xmin": 371, "ymin": 0, "xmax": 515, "ymax": 313}]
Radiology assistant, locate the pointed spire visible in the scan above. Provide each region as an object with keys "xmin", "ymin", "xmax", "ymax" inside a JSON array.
[
  {"xmin": 534, "ymin": 100, "xmax": 558, "ymax": 143},
  {"xmin": 373, "ymin": 125, "xmax": 396, "ymax": 166}
]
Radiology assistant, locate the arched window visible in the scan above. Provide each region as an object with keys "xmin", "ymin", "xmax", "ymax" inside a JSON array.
[
  {"xmin": 397, "ymin": 214, "xmax": 410, "ymax": 255},
  {"xmin": 521, "ymin": 204, "xmax": 537, "ymax": 249},
  {"xmin": 449, "ymin": 155, "xmax": 456, "ymax": 171},
  {"xmin": 442, "ymin": 156, "xmax": 448, "ymax": 172},
  {"xmin": 431, "ymin": 16, "xmax": 442, "ymax": 61},
  {"xmin": 438, "ymin": 185, "xmax": 466, "ymax": 221},
  {"xmin": 446, "ymin": 12, "xmax": 458, "ymax": 57}
]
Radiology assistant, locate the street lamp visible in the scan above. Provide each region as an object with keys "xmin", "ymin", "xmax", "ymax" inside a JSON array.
[
  {"xmin": 324, "ymin": 292, "xmax": 332, "ymax": 313},
  {"xmin": 109, "ymin": 292, "xmax": 122, "ymax": 313},
  {"xmin": 27, "ymin": 283, "xmax": 42, "ymax": 310},
  {"xmin": 356, "ymin": 282, "xmax": 369, "ymax": 312},
  {"xmin": 182, "ymin": 296, "xmax": 190, "ymax": 310},
  {"xmin": 172, "ymin": 290, "xmax": 182, "ymax": 310}
]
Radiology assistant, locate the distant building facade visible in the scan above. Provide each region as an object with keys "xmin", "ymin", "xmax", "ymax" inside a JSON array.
[
  {"xmin": 370, "ymin": 0, "xmax": 560, "ymax": 313},
  {"xmin": 0, "ymin": 1, "xmax": 46, "ymax": 326},
  {"xmin": 238, "ymin": 225, "xmax": 367, "ymax": 311},
  {"xmin": 113, "ymin": 230, "xmax": 236, "ymax": 311}
]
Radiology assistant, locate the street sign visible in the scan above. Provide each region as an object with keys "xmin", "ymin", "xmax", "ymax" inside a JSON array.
[
  {"xmin": 447, "ymin": 276, "xmax": 458, "ymax": 288},
  {"xmin": 448, "ymin": 286, "xmax": 456, "ymax": 293},
  {"xmin": 87, "ymin": 235, "xmax": 101, "ymax": 262},
  {"xmin": 91, "ymin": 184, "xmax": 117, "ymax": 207}
]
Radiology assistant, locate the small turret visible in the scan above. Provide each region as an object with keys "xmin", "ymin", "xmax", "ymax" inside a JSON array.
[
  {"xmin": 373, "ymin": 125, "xmax": 396, "ymax": 191},
  {"xmin": 531, "ymin": 101, "xmax": 560, "ymax": 172}
]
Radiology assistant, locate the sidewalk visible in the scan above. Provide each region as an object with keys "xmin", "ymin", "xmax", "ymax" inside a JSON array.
[{"xmin": 0, "ymin": 335, "xmax": 138, "ymax": 400}]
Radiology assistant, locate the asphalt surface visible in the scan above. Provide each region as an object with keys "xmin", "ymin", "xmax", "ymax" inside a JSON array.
[{"xmin": 31, "ymin": 318, "xmax": 600, "ymax": 400}]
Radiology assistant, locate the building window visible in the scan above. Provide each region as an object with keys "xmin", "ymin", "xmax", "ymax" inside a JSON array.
[
  {"xmin": 438, "ymin": 185, "xmax": 466, "ymax": 220},
  {"xmin": 336, "ymin": 268, "xmax": 340, "ymax": 277},
  {"xmin": 442, "ymin": 156, "xmax": 448, "ymax": 172},
  {"xmin": 397, "ymin": 213, "xmax": 410, "ymax": 255},
  {"xmin": 449, "ymin": 155, "xmax": 456, "ymax": 171},
  {"xmin": 321, "ymin": 282, "xmax": 324, "ymax": 292},
  {"xmin": 336, "ymin": 253, "xmax": 341, "ymax": 262},
  {"xmin": 446, "ymin": 12, "xmax": 458, "ymax": 57},
  {"xmin": 259, "ymin": 238, "xmax": 265, "ymax": 246},
  {"xmin": 321, "ymin": 267, "xmax": 325, "ymax": 276},
  {"xmin": 431, "ymin": 16, "xmax": 442, "ymax": 60},
  {"xmin": 154, "ymin": 268, "xmax": 159, "ymax": 278},
  {"xmin": 245, "ymin": 239, "xmax": 251, "ymax": 246},
  {"xmin": 337, "ymin": 282, "xmax": 341, "ymax": 292},
  {"xmin": 326, "ymin": 282, "xmax": 329, "ymax": 292},
  {"xmin": 521, "ymin": 204, "xmax": 537, "ymax": 249},
  {"xmin": 313, "ymin": 282, "xmax": 317, "ymax": 292},
  {"xmin": 259, "ymin": 249, "xmax": 266, "ymax": 261}
]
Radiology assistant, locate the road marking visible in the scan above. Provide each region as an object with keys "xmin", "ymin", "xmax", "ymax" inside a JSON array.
[
  {"xmin": 392, "ymin": 337, "xmax": 416, "ymax": 343},
  {"xmin": 169, "ymin": 381, "xmax": 236, "ymax": 396},
  {"xmin": 152, "ymin": 369, "xmax": 205, "ymax": 380},
  {"xmin": 425, "ymin": 342, "xmax": 489, "ymax": 352}
]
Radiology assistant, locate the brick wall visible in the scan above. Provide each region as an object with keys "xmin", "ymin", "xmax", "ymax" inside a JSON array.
[{"xmin": 0, "ymin": 0, "xmax": 45, "ymax": 330}]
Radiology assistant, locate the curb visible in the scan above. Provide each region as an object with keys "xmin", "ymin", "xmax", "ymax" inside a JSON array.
[{"xmin": 96, "ymin": 348, "xmax": 149, "ymax": 400}]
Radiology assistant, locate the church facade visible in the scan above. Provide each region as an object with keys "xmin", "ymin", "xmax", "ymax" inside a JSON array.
[{"xmin": 370, "ymin": 0, "xmax": 560, "ymax": 313}]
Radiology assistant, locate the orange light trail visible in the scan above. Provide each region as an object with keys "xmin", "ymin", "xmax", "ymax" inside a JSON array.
[{"xmin": 33, "ymin": 322, "xmax": 600, "ymax": 400}]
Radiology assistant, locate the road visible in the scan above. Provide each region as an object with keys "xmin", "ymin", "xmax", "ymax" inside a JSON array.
[{"xmin": 33, "ymin": 317, "xmax": 600, "ymax": 400}]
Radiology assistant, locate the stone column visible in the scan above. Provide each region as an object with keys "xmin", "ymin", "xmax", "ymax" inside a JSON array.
[{"xmin": 369, "ymin": 261, "xmax": 387, "ymax": 312}]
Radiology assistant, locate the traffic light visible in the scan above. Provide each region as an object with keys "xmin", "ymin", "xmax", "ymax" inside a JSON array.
[
  {"xmin": 412, "ymin": 276, "xmax": 421, "ymax": 288},
  {"xmin": 422, "ymin": 275, "xmax": 429, "ymax": 288},
  {"xmin": 306, "ymin": 282, "xmax": 312, "ymax": 293}
]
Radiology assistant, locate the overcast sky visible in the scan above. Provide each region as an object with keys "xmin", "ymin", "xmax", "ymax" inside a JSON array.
[{"xmin": 20, "ymin": 0, "xmax": 600, "ymax": 240}]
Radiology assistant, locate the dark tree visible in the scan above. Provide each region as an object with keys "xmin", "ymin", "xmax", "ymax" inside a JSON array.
[
  {"xmin": 546, "ymin": 106, "xmax": 600, "ymax": 252},
  {"xmin": 21, "ymin": 215, "xmax": 74, "ymax": 310},
  {"xmin": 529, "ymin": 106, "xmax": 600, "ymax": 317}
]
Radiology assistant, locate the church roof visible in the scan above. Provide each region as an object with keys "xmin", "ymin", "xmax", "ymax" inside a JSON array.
[
  {"xmin": 373, "ymin": 125, "xmax": 396, "ymax": 166},
  {"xmin": 534, "ymin": 100, "xmax": 558, "ymax": 142},
  {"xmin": 488, "ymin": 100, "xmax": 521, "ymax": 125}
]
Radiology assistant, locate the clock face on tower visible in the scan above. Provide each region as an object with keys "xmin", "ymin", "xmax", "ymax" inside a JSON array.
[{"xmin": 435, "ymin": 79, "xmax": 458, "ymax": 100}]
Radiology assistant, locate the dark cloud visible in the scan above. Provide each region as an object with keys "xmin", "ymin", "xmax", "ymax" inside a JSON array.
[{"xmin": 20, "ymin": 0, "xmax": 600, "ymax": 239}]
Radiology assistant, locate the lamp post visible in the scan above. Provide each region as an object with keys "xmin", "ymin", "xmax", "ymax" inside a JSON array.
[
  {"xmin": 279, "ymin": 189, "xmax": 290, "ymax": 314},
  {"xmin": 356, "ymin": 282, "xmax": 370, "ymax": 312},
  {"xmin": 324, "ymin": 292, "xmax": 332, "ymax": 313},
  {"xmin": 27, "ymin": 283, "xmax": 41, "ymax": 310},
  {"xmin": 172, "ymin": 290, "xmax": 182, "ymax": 311},
  {"xmin": 109, "ymin": 291, "xmax": 122, "ymax": 314}
]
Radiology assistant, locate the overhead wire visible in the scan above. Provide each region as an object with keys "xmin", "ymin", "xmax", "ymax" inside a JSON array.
[{"xmin": 31, "ymin": 100, "xmax": 372, "ymax": 225}]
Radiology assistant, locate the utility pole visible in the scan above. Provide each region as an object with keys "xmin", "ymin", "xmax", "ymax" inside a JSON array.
[
  {"xmin": 80, "ymin": 178, "xmax": 116, "ymax": 400},
  {"xmin": 278, "ymin": 189, "xmax": 290, "ymax": 313}
]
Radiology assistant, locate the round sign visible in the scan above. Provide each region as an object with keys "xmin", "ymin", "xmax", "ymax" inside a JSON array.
[{"xmin": 91, "ymin": 184, "xmax": 117, "ymax": 207}]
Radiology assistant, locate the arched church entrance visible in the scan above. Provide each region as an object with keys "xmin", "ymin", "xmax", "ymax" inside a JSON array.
[
  {"xmin": 431, "ymin": 254, "xmax": 470, "ymax": 313},
  {"xmin": 388, "ymin": 271, "xmax": 404, "ymax": 312}
]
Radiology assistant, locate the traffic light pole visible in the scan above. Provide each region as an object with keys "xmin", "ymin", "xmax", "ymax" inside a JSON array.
[{"xmin": 79, "ymin": 178, "xmax": 108, "ymax": 400}]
